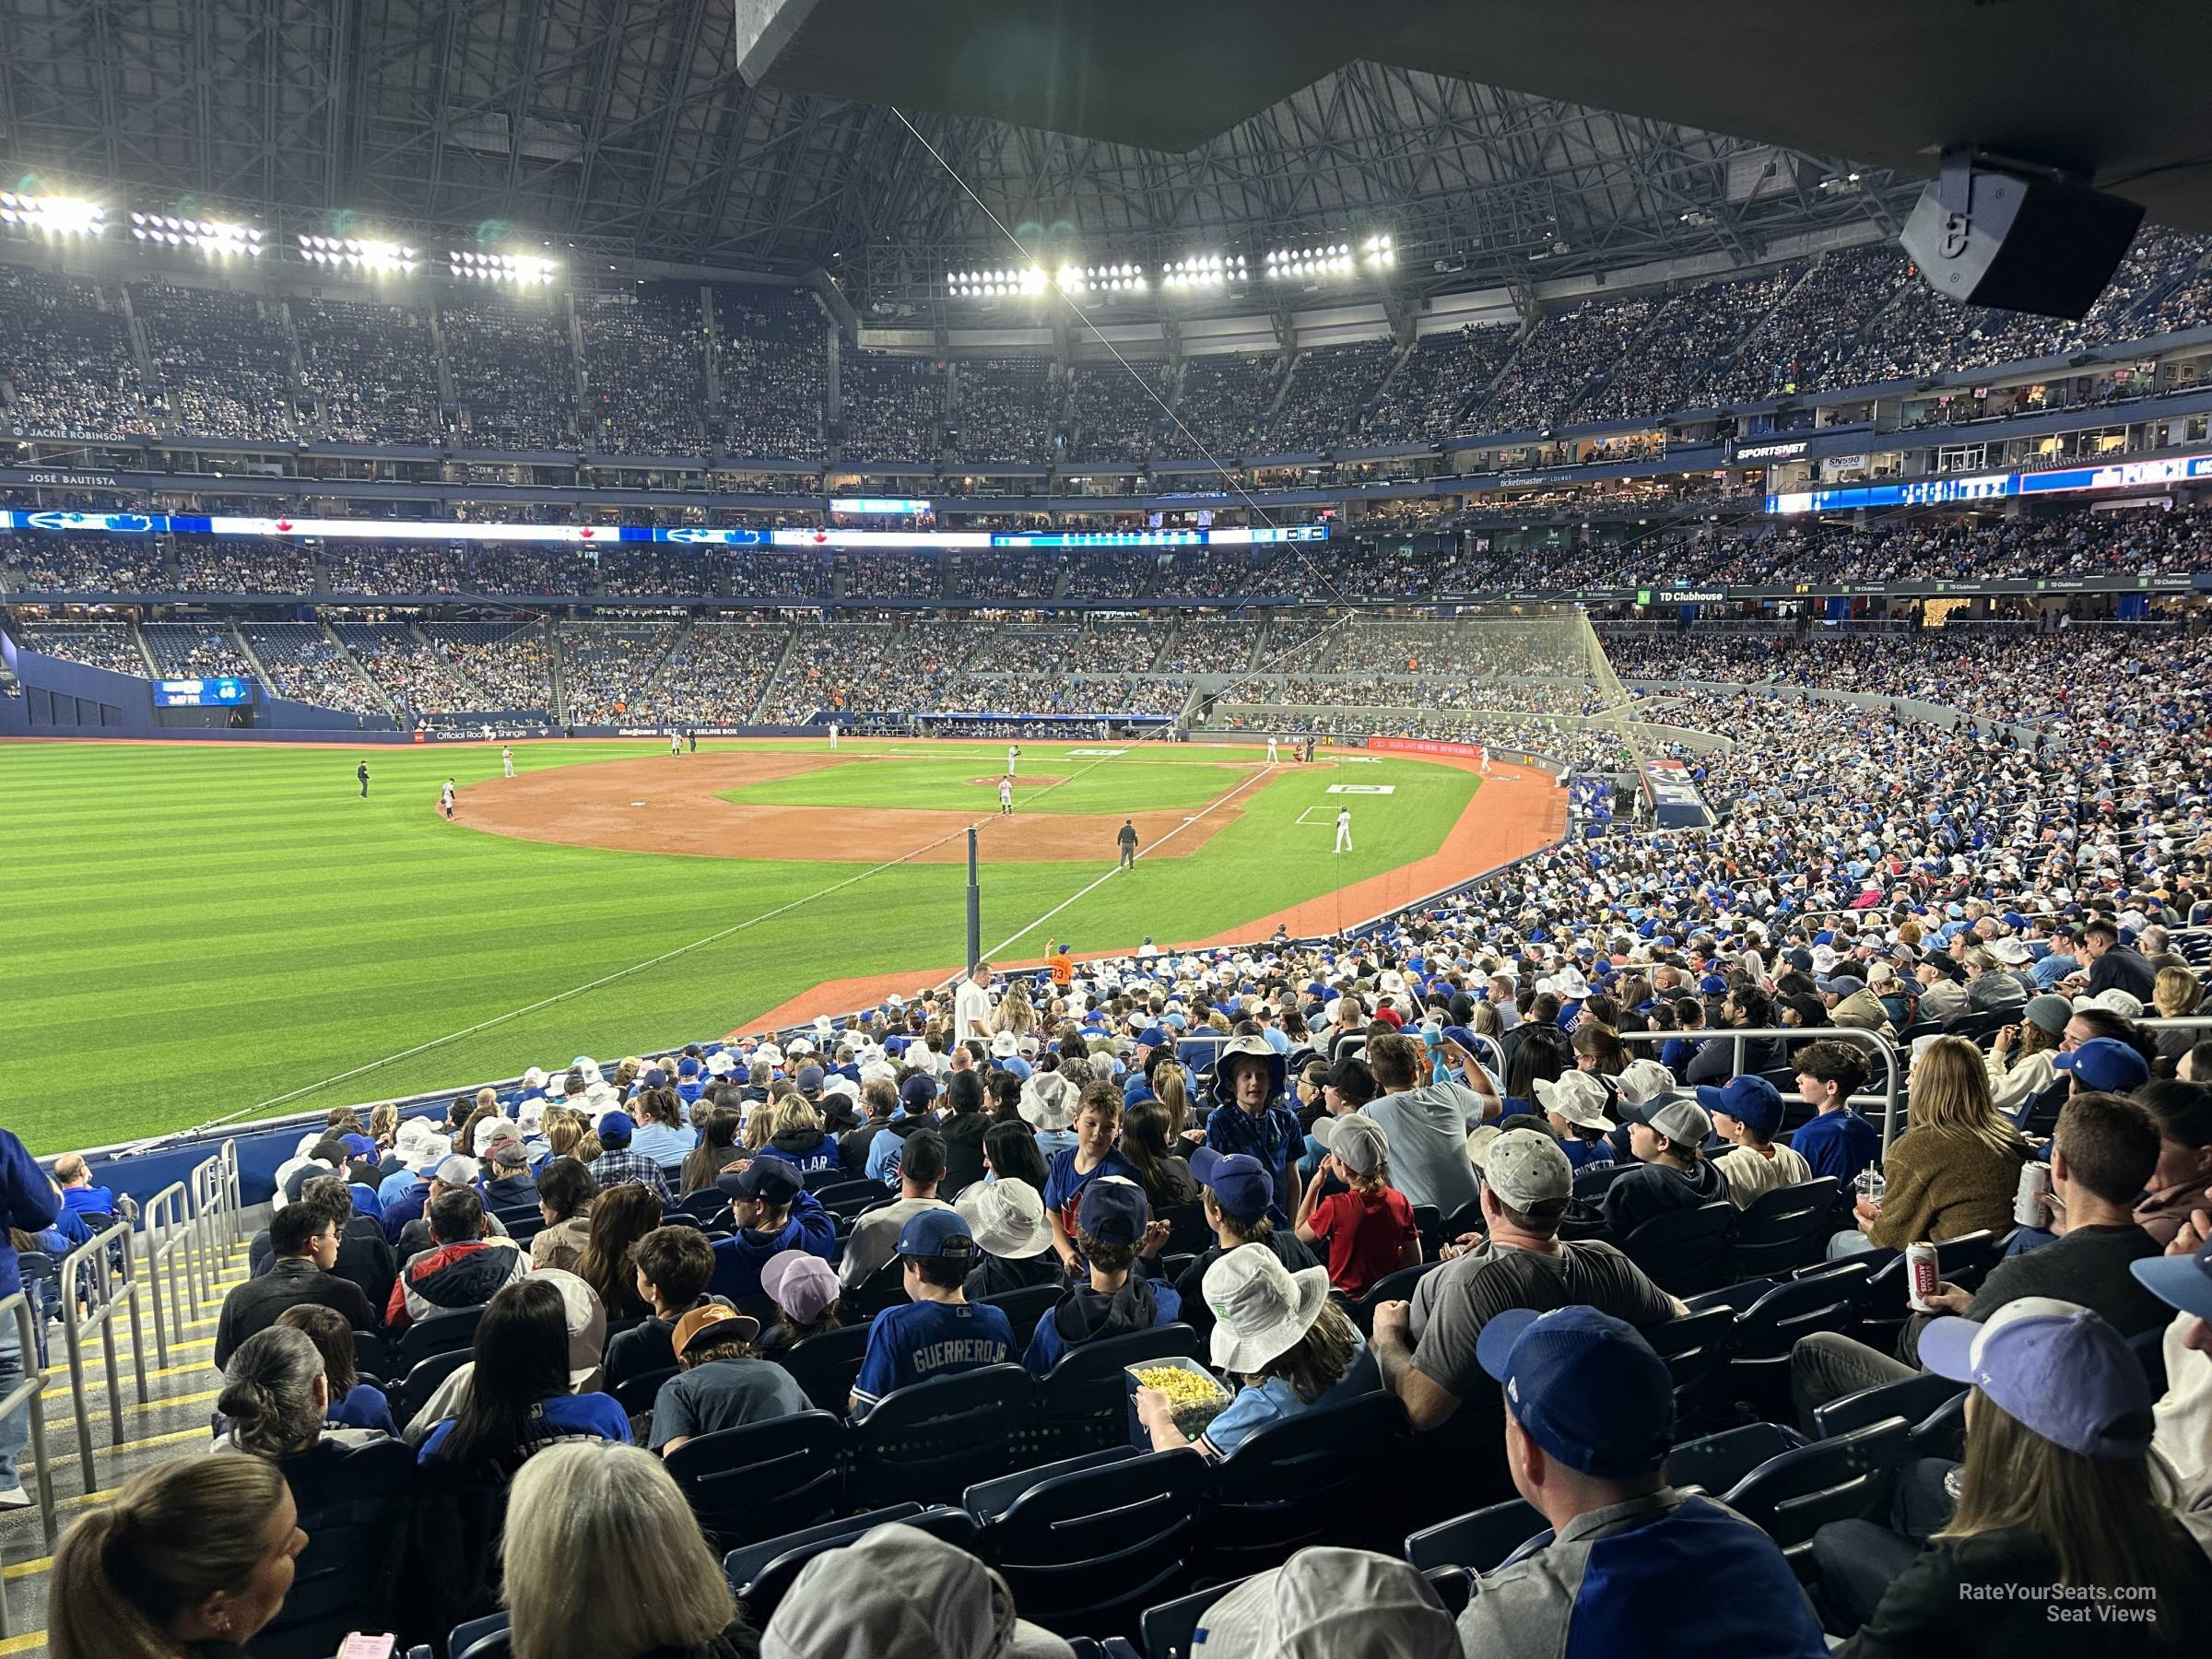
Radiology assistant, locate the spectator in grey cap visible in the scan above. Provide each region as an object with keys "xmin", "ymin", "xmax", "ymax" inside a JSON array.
[
  {"xmin": 1373, "ymin": 1128, "xmax": 1681, "ymax": 1434},
  {"xmin": 759, "ymin": 1522, "xmax": 1072, "ymax": 1657}
]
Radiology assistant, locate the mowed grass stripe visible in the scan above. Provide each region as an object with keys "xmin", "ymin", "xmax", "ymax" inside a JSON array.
[{"xmin": 0, "ymin": 743, "xmax": 1465, "ymax": 1149}]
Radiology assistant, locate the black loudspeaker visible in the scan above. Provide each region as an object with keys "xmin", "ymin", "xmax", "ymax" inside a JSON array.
[{"xmin": 1899, "ymin": 160, "xmax": 2146, "ymax": 322}]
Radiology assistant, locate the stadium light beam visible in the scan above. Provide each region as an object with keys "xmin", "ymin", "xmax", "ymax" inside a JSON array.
[{"xmin": 0, "ymin": 193, "xmax": 105, "ymax": 236}]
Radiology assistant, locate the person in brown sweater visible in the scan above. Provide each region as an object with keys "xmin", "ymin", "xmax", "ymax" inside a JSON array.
[{"xmin": 1828, "ymin": 1036, "xmax": 2029, "ymax": 1258}]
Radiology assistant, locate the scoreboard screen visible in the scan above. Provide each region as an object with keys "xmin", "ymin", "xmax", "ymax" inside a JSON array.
[{"xmin": 153, "ymin": 677, "xmax": 254, "ymax": 707}]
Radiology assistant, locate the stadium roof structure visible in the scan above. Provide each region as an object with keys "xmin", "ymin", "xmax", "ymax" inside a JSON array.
[{"xmin": 0, "ymin": 0, "xmax": 2108, "ymax": 309}]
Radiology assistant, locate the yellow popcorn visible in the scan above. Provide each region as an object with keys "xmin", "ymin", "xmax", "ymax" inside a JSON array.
[{"xmin": 1133, "ymin": 1361, "xmax": 1232, "ymax": 1436}]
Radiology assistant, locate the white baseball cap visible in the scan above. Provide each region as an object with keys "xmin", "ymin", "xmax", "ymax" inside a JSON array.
[{"xmin": 1191, "ymin": 1547, "xmax": 1458, "ymax": 1659}]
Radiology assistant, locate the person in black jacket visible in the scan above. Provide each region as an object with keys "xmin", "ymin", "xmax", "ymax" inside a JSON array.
[
  {"xmin": 248, "ymin": 1176, "xmax": 398, "ymax": 1315},
  {"xmin": 956, "ymin": 1178, "xmax": 1065, "ymax": 1300},
  {"xmin": 1682, "ymin": 984, "xmax": 1786, "ymax": 1086},
  {"xmin": 213, "ymin": 1203, "xmax": 379, "ymax": 1368},
  {"xmin": 1818, "ymin": 1299, "xmax": 2212, "ymax": 1655},
  {"xmin": 937, "ymin": 1070, "xmax": 992, "ymax": 1195},
  {"xmin": 1601, "ymin": 1098, "xmax": 1730, "ymax": 1239}
]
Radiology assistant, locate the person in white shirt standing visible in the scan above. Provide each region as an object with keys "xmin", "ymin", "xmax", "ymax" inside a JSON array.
[
  {"xmin": 501, "ymin": 745, "xmax": 514, "ymax": 779},
  {"xmin": 1006, "ymin": 742, "xmax": 1019, "ymax": 777},
  {"xmin": 829, "ymin": 722, "xmax": 839, "ymax": 750},
  {"xmin": 1266, "ymin": 735, "xmax": 1278, "ymax": 764},
  {"xmin": 998, "ymin": 775, "xmax": 1015, "ymax": 818},
  {"xmin": 1335, "ymin": 806, "xmax": 1353, "ymax": 854},
  {"xmin": 670, "ymin": 731, "xmax": 682, "ymax": 757},
  {"xmin": 954, "ymin": 963, "xmax": 994, "ymax": 1046}
]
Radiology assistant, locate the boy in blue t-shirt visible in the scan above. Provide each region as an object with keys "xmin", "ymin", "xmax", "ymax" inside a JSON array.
[
  {"xmin": 848, "ymin": 1208, "xmax": 1016, "ymax": 1418},
  {"xmin": 1787, "ymin": 1040, "xmax": 1880, "ymax": 1187}
]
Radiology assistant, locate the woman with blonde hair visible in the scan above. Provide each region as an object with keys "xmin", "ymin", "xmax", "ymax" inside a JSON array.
[
  {"xmin": 1817, "ymin": 1300, "xmax": 2212, "ymax": 1653},
  {"xmin": 758, "ymin": 1093, "xmax": 841, "ymax": 1175},
  {"xmin": 994, "ymin": 978, "xmax": 1037, "ymax": 1037},
  {"xmin": 51, "ymin": 1456, "xmax": 306, "ymax": 1659},
  {"xmin": 1152, "ymin": 1060, "xmax": 1194, "ymax": 1133},
  {"xmin": 501, "ymin": 1441, "xmax": 755, "ymax": 1659},
  {"xmin": 1830, "ymin": 1034, "xmax": 2028, "ymax": 1256},
  {"xmin": 2152, "ymin": 966, "xmax": 2205, "ymax": 1073},
  {"xmin": 367, "ymin": 1100, "xmax": 399, "ymax": 1152}
]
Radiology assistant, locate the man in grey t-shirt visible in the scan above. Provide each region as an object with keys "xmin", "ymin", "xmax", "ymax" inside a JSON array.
[
  {"xmin": 648, "ymin": 1305, "xmax": 809, "ymax": 1454},
  {"xmin": 1373, "ymin": 1129, "xmax": 1682, "ymax": 1431},
  {"xmin": 1360, "ymin": 1031, "xmax": 1488, "ymax": 1215}
]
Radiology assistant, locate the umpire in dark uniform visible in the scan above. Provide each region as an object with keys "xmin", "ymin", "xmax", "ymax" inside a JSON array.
[
  {"xmin": 358, "ymin": 761, "xmax": 370, "ymax": 798},
  {"xmin": 1116, "ymin": 818, "xmax": 1138, "ymax": 870}
]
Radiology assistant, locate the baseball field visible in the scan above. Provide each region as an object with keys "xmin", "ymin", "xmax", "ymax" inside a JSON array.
[{"xmin": 0, "ymin": 736, "xmax": 1562, "ymax": 1153}]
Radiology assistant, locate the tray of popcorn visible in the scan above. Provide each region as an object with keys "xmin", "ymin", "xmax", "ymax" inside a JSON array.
[{"xmin": 1127, "ymin": 1355, "xmax": 1232, "ymax": 1446}]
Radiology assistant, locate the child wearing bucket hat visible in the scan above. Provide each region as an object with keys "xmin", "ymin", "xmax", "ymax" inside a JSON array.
[
  {"xmin": 1134, "ymin": 1245, "xmax": 1375, "ymax": 1462},
  {"xmin": 1815, "ymin": 1299, "xmax": 2212, "ymax": 1653}
]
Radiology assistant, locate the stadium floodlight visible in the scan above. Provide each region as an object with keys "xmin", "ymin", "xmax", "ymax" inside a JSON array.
[
  {"xmin": 0, "ymin": 193, "xmax": 105, "ymax": 235},
  {"xmin": 134, "ymin": 215, "xmax": 261, "ymax": 255},
  {"xmin": 446, "ymin": 249, "xmax": 557, "ymax": 284}
]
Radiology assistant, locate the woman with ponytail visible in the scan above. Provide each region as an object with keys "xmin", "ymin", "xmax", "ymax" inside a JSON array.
[
  {"xmin": 213, "ymin": 1324, "xmax": 384, "ymax": 1457},
  {"xmin": 51, "ymin": 1455, "xmax": 305, "ymax": 1658}
]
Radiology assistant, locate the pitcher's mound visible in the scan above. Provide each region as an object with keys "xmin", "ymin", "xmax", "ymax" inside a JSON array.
[{"xmin": 966, "ymin": 773, "xmax": 1067, "ymax": 789}]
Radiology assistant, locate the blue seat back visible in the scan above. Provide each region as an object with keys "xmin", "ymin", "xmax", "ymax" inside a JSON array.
[
  {"xmin": 1404, "ymin": 1496, "xmax": 1549, "ymax": 1574},
  {"xmin": 983, "ymin": 1450, "xmax": 1206, "ymax": 1635},
  {"xmin": 853, "ymin": 1364, "xmax": 1035, "ymax": 1507},
  {"xmin": 250, "ymin": 1438, "xmax": 417, "ymax": 1659},
  {"xmin": 1721, "ymin": 1416, "xmax": 1912, "ymax": 1552},
  {"xmin": 775, "ymin": 1322, "xmax": 871, "ymax": 1414}
]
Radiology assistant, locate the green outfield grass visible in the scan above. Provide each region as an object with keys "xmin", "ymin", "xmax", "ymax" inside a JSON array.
[
  {"xmin": 718, "ymin": 747, "xmax": 1261, "ymax": 815},
  {"xmin": 0, "ymin": 738, "xmax": 1474, "ymax": 1152}
]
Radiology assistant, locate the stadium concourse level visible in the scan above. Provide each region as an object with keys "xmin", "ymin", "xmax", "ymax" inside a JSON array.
[
  {"xmin": 6, "ymin": 229, "xmax": 2212, "ymax": 464},
  {"xmin": 18, "ymin": 636, "xmax": 2212, "ymax": 1650},
  {"xmin": 8, "ymin": 501, "xmax": 2212, "ymax": 617}
]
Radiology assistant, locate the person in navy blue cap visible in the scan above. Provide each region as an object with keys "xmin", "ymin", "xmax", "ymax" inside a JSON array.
[
  {"xmin": 1701, "ymin": 1075, "xmax": 1812, "ymax": 1208},
  {"xmin": 1023, "ymin": 1175, "xmax": 1177, "ymax": 1375},
  {"xmin": 1457, "ymin": 1305, "xmax": 1827, "ymax": 1658},
  {"xmin": 848, "ymin": 1209, "xmax": 1015, "ymax": 1417},
  {"xmin": 708, "ymin": 1157, "xmax": 833, "ymax": 1302},
  {"xmin": 1174, "ymin": 1147, "xmax": 1320, "ymax": 1346}
]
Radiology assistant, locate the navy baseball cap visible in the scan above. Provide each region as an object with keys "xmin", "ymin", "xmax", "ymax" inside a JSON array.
[
  {"xmin": 1696, "ymin": 974, "xmax": 1729, "ymax": 997},
  {"xmin": 597, "ymin": 1111, "xmax": 635, "ymax": 1145},
  {"xmin": 1137, "ymin": 1026, "xmax": 1171, "ymax": 1050},
  {"xmin": 1477, "ymin": 1306, "xmax": 1674, "ymax": 1478},
  {"xmin": 2052, "ymin": 1038, "xmax": 2149, "ymax": 1094},
  {"xmin": 796, "ymin": 1065, "xmax": 825, "ymax": 1096},
  {"xmin": 1077, "ymin": 1174, "xmax": 1150, "ymax": 1245},
  {"xmin": 895, "ymin": 1208, "xmax": 979, "ymax": 1261},
  {"xmin": 1189, "ymin": 1147, "xmax": 1272, "ymax": 1224},
  {"xmin": 1696, "ymin": 1075, "xmax": 1784, "ymax": 1137},
  {"xmin": 900, "ymin": 1073, "xmax": 939, "ymax": 1113},
  {"xmin": 2134, "ymin": 1233, "xmax": 2212, "ymax": 1322},
  {"xmin": 718, "ymin": 1159, "xmax": 802, "ymax": 1205}
]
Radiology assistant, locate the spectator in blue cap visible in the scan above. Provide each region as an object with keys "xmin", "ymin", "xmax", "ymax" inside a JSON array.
[
  {"xmin": 587, "ymin": 1111, "xmax": 671, "ymax": 1201},
  {"xmin": 2053, "ymin": 1035, "xmax": 2151, "ymax": 1099},
  {"xmin": 848, "ymin": 1209, "xmax": 1014, "ymax": 1417},
  {"xmin": 865, "ymin": 1073, "xmax": 942, "ymax": 1187},
  {"xmin": 1022, "ymin": 1175, "xmax": 1177, "ymax": 1375},
  {"xmin": 1702, "ymin": 1076, "xmax": 1811, "ymax": 1208},
  {"xmin": 1814, "ymin": 1299, "xmax": 2212, "ymax": 1654},
  {"xmin": 1457, "ymin": 1305, "xmax": 1826, "ymax": 1657},
  {"xmin": 707, "ymin": 1158, "xmax": 833, "ymax": 1302},
  {"xmin": 1174, "ymin": 1148, "xmax": 1320, "ymax": 1346}
]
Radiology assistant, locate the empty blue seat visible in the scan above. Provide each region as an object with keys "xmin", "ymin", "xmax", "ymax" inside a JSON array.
[
  {"xmin": 972, "ymin": 1448, "xmax": 1206, "ymax": 1636},
  {"xmin": 665, "ymin": 1408, "xmax": 844, "ymax": 1547},
  {"xmin": 853, "ymin": 1364, "xmax": 1034, "ymax": 1507}
]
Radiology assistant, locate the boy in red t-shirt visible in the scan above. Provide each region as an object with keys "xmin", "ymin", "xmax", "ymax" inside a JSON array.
[{"xmin": 1293, "ymin": 1114, "xmax": 1419, "ymax": 1298}]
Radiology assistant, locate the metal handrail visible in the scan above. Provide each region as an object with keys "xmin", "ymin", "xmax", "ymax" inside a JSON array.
[
  {"xmin": 55, "ymin": 1222, "xmax": 148, "ymax": 1493},
  {"xmin": 139, "ymin": 1182, "xmax": 192, "ymax": 1370},
  {"xmin": 187, "ymin": 1152, "xmax": 226, "ymax": 1306},
  {"xmin": 1611, "ymin": 1024, "xmax": 1904, "ymax": 1150}
]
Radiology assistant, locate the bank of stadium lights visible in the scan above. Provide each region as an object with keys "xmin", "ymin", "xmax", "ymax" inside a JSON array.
[
  {"xmin": 447, "ymin": 250, "xmax": 558, "ymax": 284},
  {"xmin": 1264, "ymin": 237, "xmax": 1394, "ymax": 280},
  {"xmin": 1054, "ymin": 263, "xmax": 1146, "ymax": 296},
  {"xmin": 133, "ymin": 213, "xmax": 262, "ymax": 255},
  {"xmin": 299, "ymin": 234, "xmax": 417, "ymax": 274},
  {"xmin": 1160, "ymin": 254, "xmax": 1247, "ymax": 290},
  {"xmin": 0, "ymin": 193, "xmax": 104, "ymax": 235},
  {"xmin": 946, "ymin": 266, "xmax": 1047, "ymax": 299}
]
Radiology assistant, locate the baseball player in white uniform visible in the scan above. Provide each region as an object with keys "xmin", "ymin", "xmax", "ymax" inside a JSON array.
[
  {"xmin": 1266, "ymin": 735, "xmax": 1277, "ymax": 763},
  {"xmin": 1335, "ymin": 805, "xmax": 1352, "ymax": 853},
  {"xmin": 441, "ymin": 778, "xmax": 456, "ymax": 820},
  {"xmin": 998, "ymin": 775, "xmax": 1015, "ymax": 817},
  {"xmin": 501, "ymin": 745, "xmax": 514, "ymax": 779},
  {"xmin": 1006, "ymin": 743, "xmax": 1019, "ymax": 777},
  {"xmin": 829, "ymin": 722, "xmax": 839, "ymax": 750},
  {"xmin": 670, "ymin": 732, "xmax": 682, "ymax": 757}
]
